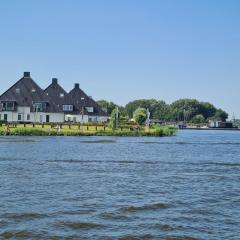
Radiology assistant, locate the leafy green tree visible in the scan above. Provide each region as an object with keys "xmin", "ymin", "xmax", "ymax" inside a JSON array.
[
  {"xmin": 191, "ymin": 114, "xmax": 205, "ymax": 124},
  {"xmin": 125, "ymin": 99, "xmax": 159, "ymax": 118},
  {"xmin": 133, "ymin": 108, "xmax": 147, "ymax": 125},
  {"xmin": 213, "ymin": 109, "xmax": 228, "ymax": 121},
  {"xmin": 97, "ymin": 100, "xmax": 117, "ymax": 115},
  {"xmin": 109, "ymin": 108, "xmax": 119, "ymax": 130}
]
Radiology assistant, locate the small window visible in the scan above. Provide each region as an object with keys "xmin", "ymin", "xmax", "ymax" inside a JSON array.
[
  {"xmin": 18, "ymin": 114, "xmax": 22, "ymax": 121},
  {"xmin": 16, "ymin": 88, "xmax": 20, "ymax": 94},
  {"xmin": 27, "ymin": 114, "xmax": 30, "ymax": 121},
  {"xmin": 81, "ymin": 97, "xmax": 85, "ymax": 100},
  {"xmin": 32, "ymin": 89, "xmax": 36, "ymax": 93},
  {"xmin": 85, "ymin": 107, "xmax": 94, "ymax": 113},
  {"xmin": 63, "ymin": 105, "xmax": 73, "ymax": 111},
  {"xmin": 60, "ymin": 93, "xmax": 64, "ymax": 98}
]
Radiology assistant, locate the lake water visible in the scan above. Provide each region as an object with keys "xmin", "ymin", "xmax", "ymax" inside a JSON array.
[{"xmin": 0, "ymin": 130, "xmax": 239, "ymax": 240}]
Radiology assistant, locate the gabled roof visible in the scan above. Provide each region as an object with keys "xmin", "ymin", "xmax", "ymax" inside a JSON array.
[
  {"xmin": 0, "ymin": 72, "xmax": 108, "ymax": 116},
  {"xmin": 68, "ymin": 83, "xmax": 108, "ymax": 116},
  {"xmin": 0, "ymin": 72, "xmax": 59, "ymax": 112},
  {"xmin": 44, "ymin": 78, "xmax": 68, "ymax": 112}
]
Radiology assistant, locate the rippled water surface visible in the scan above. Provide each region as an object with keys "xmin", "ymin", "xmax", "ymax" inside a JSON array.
[{"xmin": 0, "ymin": 130, "xmax": 240, "ymax": 239}]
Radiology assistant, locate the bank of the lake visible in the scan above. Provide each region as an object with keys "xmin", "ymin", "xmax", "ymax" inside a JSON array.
[{"xmin": 0, "ymin": 124, "xmax": 177, "ymax": 137}]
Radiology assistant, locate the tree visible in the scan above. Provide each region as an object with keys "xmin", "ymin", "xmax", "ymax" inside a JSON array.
[
  {"xmin": 133, "ymin": 108, "xmax": 147, "ymax": 125},
  {"xmin": 191, "ymin": 114, "xmax": 205, "ymax": 124},
  {"xmin": 125, "ymin": 99, "xmax": 159, "ymax": 118},
  {"xmin": 213, "ymin": 109, "xmax": 228, "ymax": 121},
  {"xmin": 109, "ymin": 108, "xmax": 119, "ymax": 130},
  {"xmin": 97, "ymin": 100, "xmax": 117, "ymax": 115}
]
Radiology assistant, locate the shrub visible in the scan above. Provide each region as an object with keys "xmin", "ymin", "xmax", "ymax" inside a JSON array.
[{"xmin": 133, "ymin": 108, "xmax": 147, "ymax": 125}]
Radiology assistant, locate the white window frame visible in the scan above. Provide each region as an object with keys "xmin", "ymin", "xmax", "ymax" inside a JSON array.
[
  {"xmin": 85, "ymin": 107, "xmax": 94, "ymax": 113},
  {"xmin": 63, "ymin": 105, "xmax": 73, "ymax": 111}
]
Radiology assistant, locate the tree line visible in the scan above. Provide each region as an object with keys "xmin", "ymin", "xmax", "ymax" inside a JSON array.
[{"xmin": 97, "ymin": 98, "xmax": 228, "ymax": 124}]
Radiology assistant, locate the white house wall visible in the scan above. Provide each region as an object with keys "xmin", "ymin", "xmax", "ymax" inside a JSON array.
[
  {"xmin": 0, "ymin": 110, "xmax": 107, "ymax": 123},
  {"xmin": 65, "ymin": 115, "xmax": 89, "ymax": 123},
  {"xmin": 64, "ymin": 115, "xmax": 108, "ymax": 123}
]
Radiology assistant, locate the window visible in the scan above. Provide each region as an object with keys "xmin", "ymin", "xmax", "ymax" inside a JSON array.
[
  {"xmin": 27, "ymin": 114, "xmax": 30, "ymax": 121},
  {"xmin": 2, "ymin": 102, "xmax": 15, "ymax": 111},
  {"xmin": 60, "ymin": 93, "xmax": 64, "ymax": 98},
  {"xmin": 18, "ymin": 114, "xmax": 22, "ymax": 121},
  {"xmin": 81, "ymin": 97, "xmax": 85, "ymax": 100},
  {"xmin": 6, "ymin": 102, "xmax": 14, "ymax": 110},
  {"xmin": 32, "ymin": 89, "xmax": 36, "ymax": 93},
  {"xmin": 4, "ymin": 114, "xmax": 8, "ymax": 121},
  {"xmin": 85, "ymin": 107, "xmax": 94, "ymax": 113},
  {"xmin": 33, "ymin": 102, "xmax": 47, "ymax": 112},
  {"xmin": 16, "ymin": 88, "xmax": 20, "ymax": 94},
  {"xmin": 63, "ymin": 105, "xmax": 73, "ymax": 111}
]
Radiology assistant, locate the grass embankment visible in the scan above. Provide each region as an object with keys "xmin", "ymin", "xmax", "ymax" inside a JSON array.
[{"xmin": 0, "ymin": 124, "xmax": 177, "ymax": 137}]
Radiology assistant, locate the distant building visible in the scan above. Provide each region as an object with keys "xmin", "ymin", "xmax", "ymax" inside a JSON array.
[
  {"xmin": 0, "ymin": 72, "xmax": 108, "ymax": 123},
  {"xmin": 210, "ymin": 121, "xmax": 234, "ymax": 128}
]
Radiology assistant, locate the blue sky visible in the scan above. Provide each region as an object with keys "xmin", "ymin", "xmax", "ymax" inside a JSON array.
[{"xmin": 0, "ymin": 0, "xmax": 239, "ymax": 117}]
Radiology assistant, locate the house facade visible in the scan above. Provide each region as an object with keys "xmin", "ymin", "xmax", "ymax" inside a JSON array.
[{"xmin": 0, "ymin": 72, "xmax": 108, "ymax": 123}]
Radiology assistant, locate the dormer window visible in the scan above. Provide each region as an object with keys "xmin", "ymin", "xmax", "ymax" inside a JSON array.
[
  {"xmin": 16, "ymin": 88, "xmax": 20, "ymax": 94},
  {"xmin": 0, "ymin": 101, "xmax": 15, "ymax": 111},
  {"xmin": 33, "ymin": 102, "xmax": 47, "ymax": 112},
  {"xmin": 81, "ymin": 97, "xmax": 85, "ymax": 100},
  {"xmin": 63, "ymin": 105, "xmax": 73, "ymax": 112},
  {"xmin": 85, "ymin": 107, "xmax": 94, "ymax": 113},
  {"xmin": 32, "ymin": 89, "xmax": 36, "ymax": 93},
  {"xmin": 60, "ymin": 93, "xmax": 64, "ymax": 98}
]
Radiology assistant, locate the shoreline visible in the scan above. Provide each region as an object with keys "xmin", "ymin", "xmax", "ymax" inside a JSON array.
[
  {"xmin": 181, "ymin": 127, "xmax": 240, "ymax": 131},
  {"xmin": 0, "ymin": 126, "xmax": 177, "ymax": 137}
]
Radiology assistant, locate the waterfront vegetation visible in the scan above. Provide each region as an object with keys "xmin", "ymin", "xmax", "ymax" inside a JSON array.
[
  {"xmin": 0, "ymin": 123, "xmax": 177, "ymax": 137},
  {"xmin": 97, "ymin": 98, "xmax": 229, "ymax": 123}
]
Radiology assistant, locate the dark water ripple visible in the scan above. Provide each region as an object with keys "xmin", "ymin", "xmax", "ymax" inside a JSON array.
[{"xmin": 0, "ymin": 130, "xmax": 240, "ymax": 239}]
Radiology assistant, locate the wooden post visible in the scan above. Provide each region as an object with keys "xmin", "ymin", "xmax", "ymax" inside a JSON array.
[
  {"xmin": 95, "ymin": 126, "xmax": 97, "ymax": 131},
  {"xmin": 78, "ymin": 123, "xmax": 80, "ymax": 130},
  {"xmin": 24, "ymin": 123, "xmax": 26, "ymax": 128},
  {"xmin": 87, "ymin": 125, "xmax": 89, "ymax": 131},
  {"xmin": 42, "ymin": 124, "xmax": 44, "ymax": 128}
]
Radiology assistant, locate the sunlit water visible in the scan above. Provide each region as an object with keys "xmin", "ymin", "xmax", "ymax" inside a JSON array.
[{"xmin": 0, "ymin": 130, "xmax": 240, "ymax": 240}]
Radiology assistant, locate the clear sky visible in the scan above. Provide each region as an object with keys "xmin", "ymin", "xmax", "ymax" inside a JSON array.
[{"xmin": 0, "ymin": 0, "xmax": 239, "ymax": 117}]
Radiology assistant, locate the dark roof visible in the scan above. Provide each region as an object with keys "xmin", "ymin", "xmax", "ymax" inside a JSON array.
[
  {"xmin": 67, "ymin": 84, "xmax": 108, "ymax": 116},
  {"xmin": 0, "ymin": 73, "xmax": 59, "ymax": 112},
  {"xmin": 0, "ymin": 73, "xmax": 108, "ymax": 116},
  {"xmin": 44, "ymin": 78, "xmax": 68, "ymax": 112}
]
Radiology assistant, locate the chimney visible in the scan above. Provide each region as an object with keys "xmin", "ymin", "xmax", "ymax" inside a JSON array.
[
  {"xmin": 52, "ymin": 78, "xmax": 58, "ymax": 84},
  {"xmin": 23, "ymin": 72, "xmax": 30, "ymax": 78},
  {"xmin": 74, "ymin": 83, "xmax": 80, "ymax": 89}
]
